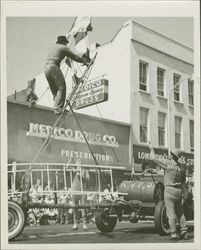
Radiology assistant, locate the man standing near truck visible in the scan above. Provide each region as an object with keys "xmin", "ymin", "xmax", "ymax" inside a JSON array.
[
  {"xmin": 149, "ymin": 143, "xmax": 188, "ymax": 241},
  {"xmin": 71, "ymin": 159, "xmax": 90, "ymax": 231}
]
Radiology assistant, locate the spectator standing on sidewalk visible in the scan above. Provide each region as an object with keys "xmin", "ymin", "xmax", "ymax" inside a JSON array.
[
  {"xmin": 29, "ymin": 179, "xmax": 43, "ymax": 226},
  {"xmin": 71, "ymin": 159, "xmax": 90, "ymax": 231},
  {"xmin": 149, "ymin": 143, "xmax": 188, "ymax": 241}
]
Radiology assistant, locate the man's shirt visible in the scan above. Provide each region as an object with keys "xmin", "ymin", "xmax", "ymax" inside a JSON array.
[
  {"xmin": 164, "ymin": 161, "xmax": 183, "ymax": 186},
  {"xmin": 150, "ymin": 150, "xmax": 185, "ymax": 187},
  {"xmin": 72, "ymin": 169, "xmax": 89, "ymax": 192},
  {"xmin": 46, "ymin": 43, "xmax": 83, "ymax": 67}
]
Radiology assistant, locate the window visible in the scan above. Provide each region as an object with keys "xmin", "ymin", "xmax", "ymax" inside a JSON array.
[
  {"xmin": 175, "ymin": 116, "xmax": 182, "ymax": 149},
  {"xmin": 139, "ymin": 61, "xmax": 148, "ymax": 91},
  {"xmin": 157, "ymin": 67, "xmax": 165, "ymax": 97},
  {"xmin": 158, "ymin": 112, "xmax": 166, "ymax": 146},
  {"xmin": 173, "ymin": 73, "xmax": 181, "ymax": 101},
  {"xmin": 189, "ymin": 120, "xmax": 194, "ymax": 151},
  {"xmin": 140, "ymin": 107, "xmax": 149, "ymax": 143},
  {"xmin": 188, "ymin": 79, "xmax": 194, "ymax": 105}
]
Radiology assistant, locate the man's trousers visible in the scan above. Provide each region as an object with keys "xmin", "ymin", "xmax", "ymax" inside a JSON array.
[
  {"xmin": 164, "ymin": 186, "xmax": 187, "ymax": 235},
  {"xmin": 72, "ymin": 194, "xmax": 87, "ymax": 224},
  {"xmin": 44, "ymin": 63, "xmax": 66, "ymax": 114}
]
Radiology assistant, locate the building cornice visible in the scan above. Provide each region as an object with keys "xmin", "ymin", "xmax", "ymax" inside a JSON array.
[
  {"xmin": 131, "ymin": 38, "xmax": 194, "ymax": 67},
  {"xmin": 131, "ymin": 20, "xmax": 193, "ymax": 52}
]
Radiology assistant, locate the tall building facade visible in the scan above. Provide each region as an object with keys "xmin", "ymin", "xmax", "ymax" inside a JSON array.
[{"xmin": 73, "ymin": 20, "xmax": 194, "ymax": 169}]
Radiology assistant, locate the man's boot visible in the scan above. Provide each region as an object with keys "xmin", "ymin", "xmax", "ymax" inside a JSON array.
[
  {"xmin": 82, "ymin": 212, "xmax": 88, "ymax": 231},
  {"xmin": 72, "ymin": 223, "xmax": 78, "ymax": 230},
  {"xmin": 169, "ymin": 232, "xmax": 180, "ymax": 241},
  {"xmin": 180, "ymin": 231, "xmax": 188, "ymax": 240},
  {"xmin": 72, "ymin": 211, "xmax": 78, "ymax": 230},
  {"xmin": 82, "ymin": 222, "xmax": 88, "ymax": 231}
]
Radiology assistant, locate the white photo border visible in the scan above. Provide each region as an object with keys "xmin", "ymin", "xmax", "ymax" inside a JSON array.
[{"xmin": 1, "ymin": 1, "xmax": 200, "ymax": 250}]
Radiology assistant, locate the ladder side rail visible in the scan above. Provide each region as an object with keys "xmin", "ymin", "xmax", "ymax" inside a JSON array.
[
  {"xmin": 32, "ymin": 75, "xmax": 89, "ymax": 163},
  {"xmin": 31, "ymin": 86, "xmax": 78, "ymax": 163},
  {"xmin": 69, "ymin": 106, "xmax": 114, "ymax": 199},
  {"xmin": 31, "ymin": 54, "xmax": 97, "ymax": 164}
]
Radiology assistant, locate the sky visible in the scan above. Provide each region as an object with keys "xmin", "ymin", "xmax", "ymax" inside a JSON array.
[{"xmin": 7, "ymin": 17, "xmax": 194, "ymax": 96}]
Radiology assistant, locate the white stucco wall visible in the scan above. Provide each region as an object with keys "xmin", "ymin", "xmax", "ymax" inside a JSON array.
[
  {"xmin": 34, "ymin": 72, "xmax": 53, "ymax": 108},
  {"xmin": 130, "ymin": 21, "xmax": 194, "ymax": 153},
  {"xmin": 75, "ymin": 22, "xmax": 132, "ymax": 123},
  {"xmin": 36, "ymin": 22, "xmax": 132, "ymax": 124}
]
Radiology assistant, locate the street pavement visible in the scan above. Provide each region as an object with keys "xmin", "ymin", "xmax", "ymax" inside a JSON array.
[{"xmin": 10, "ymin": 220, "xmax": 194, "ymax": 244}]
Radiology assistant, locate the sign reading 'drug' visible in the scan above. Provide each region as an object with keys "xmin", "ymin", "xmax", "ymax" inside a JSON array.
[{"xmin": 74, "ymin": 78, "xmax": 108, "ymax": 109}]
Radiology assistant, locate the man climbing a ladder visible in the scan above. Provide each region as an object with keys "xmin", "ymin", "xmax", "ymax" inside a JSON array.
[{"xmin": 44, "ymin": 35, "xmax": 91, "ymax": 115}]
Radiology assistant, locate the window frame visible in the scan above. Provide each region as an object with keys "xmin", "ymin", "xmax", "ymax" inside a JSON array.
[
  {"xmin": 175, "ymin": 116, "xmax": 182, "ymax": 149},
  {"xmin": 173, "ymin": 73, "xmax": 181, "ymax": 102},
  {"xmin": 139, "ymin": 60, "xmax": 148, "ymax": 92},
  {"xmin": 140, "ymin": 107, "xmax": 149, "ymax": 143},
  {"xmin": 158, "ymin": 112, "xmax": 166, "ymax": 147},
  {"xmin": 188, "ymin": 79, "xmax": 194, "ymax": 106},
  {"xmin": 157, "ymin": 67, "xmax": 165, "ymax": 97}
]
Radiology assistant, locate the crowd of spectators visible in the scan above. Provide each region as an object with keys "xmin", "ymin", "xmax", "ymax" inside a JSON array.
[{"xmin": 9, "ymin": 177, "xmax": 115, "ymax": 227}]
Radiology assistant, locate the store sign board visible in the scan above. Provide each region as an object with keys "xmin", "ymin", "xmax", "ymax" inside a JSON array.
[
  {"xmin": 133, "ymin": 144, "xmax": 194, "ymax": 168},
  {"xmin": 7, "ymin": 101, "xmax": 130, "ymax": 167},
  {"xmin": 74, "ymin": 79, "xmax": 108, "ymax": 109}
]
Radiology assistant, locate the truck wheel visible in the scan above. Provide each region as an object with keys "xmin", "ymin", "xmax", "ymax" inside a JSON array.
[
  {"xmin": 95, "ymin": 207, "xmax": 117, "ymax": 233},
  {"xmin": 154, "ymin": 200, "xmax": 169, "ymax": 235},
  {"xmin": 8, "ymin": 200, "xmax": 25, "ymax": 240}
]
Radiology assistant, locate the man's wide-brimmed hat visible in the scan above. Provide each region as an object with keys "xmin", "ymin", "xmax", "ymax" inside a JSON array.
[
  {"xmin": 170, "ymin": 149, "xmax": 183, "ymax": 160},
  {"xmin": 56, "ymin": 36, "xmax": 69, "ymax": 44}
]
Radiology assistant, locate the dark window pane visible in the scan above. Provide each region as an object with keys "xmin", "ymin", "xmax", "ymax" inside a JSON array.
[
  {"xmin": 139, "ymin": 61, "xmax": 148, "ymax": 90},
  {"xmin": 157, "ymin": 68, "xmax": 165, "ymax": 96},
  {"xmin": 140, "ymin": 83, "xmax": 147, "ymax": 91}
]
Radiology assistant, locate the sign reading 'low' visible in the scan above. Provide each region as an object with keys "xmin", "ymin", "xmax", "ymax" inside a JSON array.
[{"xmin": 74, "ymin": 79, "xmax": 108, "ymax": 109}]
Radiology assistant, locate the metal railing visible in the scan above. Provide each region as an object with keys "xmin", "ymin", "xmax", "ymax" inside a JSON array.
[{"xmin": 7, "ymin": 162, "xmax": 127, "ymax": 199}]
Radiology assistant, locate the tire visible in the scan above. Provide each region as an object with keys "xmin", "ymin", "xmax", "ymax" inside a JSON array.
[
  {"xmin": 8, "ymin": 200, "xmax": 26, "ymax": 240},
  {"xmin": 95, "ymin": 202, "xmax": 117, "ymax": 233},
  {"xmin": 154, "ymin": 200, "xmax": 169, "ymax": 235},
  {"xmin": 183, "ymin": 198, "xmax": 194, "ymax": 220},
  {"xmin": 154, "ymin": 182, "xmax": 164, "ymax": 203}
]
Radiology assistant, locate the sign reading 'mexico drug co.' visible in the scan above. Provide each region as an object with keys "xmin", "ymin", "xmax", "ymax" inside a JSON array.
[{"xmin": 74, "ymin": 79, "xmax": 108, "ymax": 109}]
